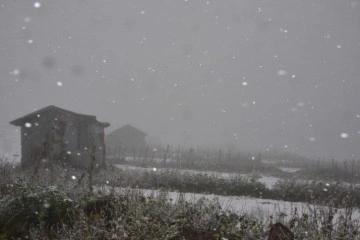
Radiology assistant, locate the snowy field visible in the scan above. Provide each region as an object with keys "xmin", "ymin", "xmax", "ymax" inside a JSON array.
[
  {"xmin": 112, "ymin": 164, "xmax": 360, "ymax": 221},
  {"xmin": 165, "ymin": 191, "xmax": 360, "ymax": 221},
  {"xmin": 115, "ymin": 164, "xmax": 281, "ymax": 189},
  {"xmin": 279, "ymin": 167, "xmax": 302, "ymax": 173},
  {"xmin": 104, "ymin": 187, "xmax": 360, "ymax": 221}
]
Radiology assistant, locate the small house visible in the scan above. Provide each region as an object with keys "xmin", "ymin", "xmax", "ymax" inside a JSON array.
[
  {"xmin": 10, "ymin": 105, "xmax": 110, "ymax": 168},
  {"xmin": 106, "ymin": 124, "xmax": 147, "ymax": 153}
]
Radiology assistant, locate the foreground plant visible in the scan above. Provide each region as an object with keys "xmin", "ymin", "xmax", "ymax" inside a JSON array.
[
  {"xmin": 1, "ymin": 158, "xmax": 360, "ymax": 239},
  {"xmin": 0, "ymin": 178, "xmax": 359, "ymax": 239},
  {"xmin": 0, "ymin": 180, "xmax": 73, "ymax": 239}
]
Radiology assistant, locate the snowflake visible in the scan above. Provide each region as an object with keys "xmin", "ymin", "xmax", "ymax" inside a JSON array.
[
  {"xmin": 277, "ymin": 70, "xmax": 287, "ymax": 76},
  {"xmin": 340, "ymin": 133, "xmax": 349, "ymax": 138},
  {"xmin": 34, "ymin": 2, "xmax": 41, "ymax": 8}
]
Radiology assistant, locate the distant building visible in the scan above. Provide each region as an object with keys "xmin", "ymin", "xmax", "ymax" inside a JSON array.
[
  {"xmin": 10, "ymin": 105, "xmax": 110, "ymax": 168},
  {"xmin": 106, "ymin": 124, "xmax": 147, "ymax": 153}
]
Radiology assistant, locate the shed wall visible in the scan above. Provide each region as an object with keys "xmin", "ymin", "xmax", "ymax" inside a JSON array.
[{"xmin": 18, "ymin": 109, "xmax": 107, "ymax": 168}]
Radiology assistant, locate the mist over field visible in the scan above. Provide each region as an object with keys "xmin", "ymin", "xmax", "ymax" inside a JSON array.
[{"xmin": 1, "ymin": 0, "xmax": 360, "ymax": 160}]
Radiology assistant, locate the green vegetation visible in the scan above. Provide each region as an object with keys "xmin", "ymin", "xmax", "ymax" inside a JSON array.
[
  {"xmin": 1, "ymin": 180, "xmax": 359, "ymax": 239},
  {"xmin": 109, "ymin": 167, "xmax": 360, "ymax": 208},
  {"xmin": 112, "ymin": 168, "xmax": 268, "ymax": 198},
  {"xmin": 0, "ymin": 181, "xmax": 73, "ymax": 239},
  {"xmin": 1, "ymin": 157, "xmax": 360, "ymax": 239}
]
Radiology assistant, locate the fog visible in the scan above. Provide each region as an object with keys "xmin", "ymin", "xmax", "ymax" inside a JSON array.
[{"xmin": 1, "ymin": 0, "xmax": 360, "ymax": 160}]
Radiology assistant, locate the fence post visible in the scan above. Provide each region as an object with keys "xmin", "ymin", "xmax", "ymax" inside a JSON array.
[
  {"xmin": 132, "ymin": 147, "xmax": 136, "ymax": 161},
  {"xmin": 49, "ymin": 127, "xmax": 55, "ymax": 185},
  {"xmin": 151, "ymin": 148, "xmax": 155, "ymax": 162},
  {"xmin": 176, "ymin": 146, "xmax": 181, "ymax": 165},
  {"xmin": 88, "ymin": 144, "xmax": 96, "ymax": 193},
  {"xmin": 118, "ymin": 145, "xmax": 122, "ymax": 159},
  {"xmin": 144, "ymin": 145, "xmax": 149, "ymax": 161},
  {"xmin": 188, "ymin": 147, "xmax": 193, "ymax": 163},
  {"xmin": 164, "ymin": 145, "xmax": 170, "ymax": 164}
]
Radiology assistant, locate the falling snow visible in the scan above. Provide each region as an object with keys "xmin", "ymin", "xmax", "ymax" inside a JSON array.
[
  {"xmin": 0, "ymin": 0, "xmax": 359, "ymax": 164},
  {"xmin": 12, "ymin": 69, "xmax": 20, "ymax": 76},
  {"xmin": 277, "ymin": 70, "xmax": 287, "ymax": 76},
  {"xmin": 340, "ymin": 133, "xmax": 349, "ymax": 138},
  {"xmin": 34, "ymin": 2, "xmax": 41, "ymax": 8}
]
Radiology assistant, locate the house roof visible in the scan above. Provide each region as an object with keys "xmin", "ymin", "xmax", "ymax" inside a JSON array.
[
  {"xmin": 109, "ymin": 124, "xmax": 147, "ymax": 136},
  {"xmin": 10, "ymin": 105, "xmax": 110, "ymax": 127}
]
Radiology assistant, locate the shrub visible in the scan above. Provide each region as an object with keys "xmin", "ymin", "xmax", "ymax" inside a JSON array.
[
  {"xmin": 112, "ymin": 168, "xmax": 269, "ymax": 198},
  {"xmin": 272, "ymin": 179, "xmax": 360, "ymax": 208},
  {"xmin": 0, "ymin": 180, "xmax": 73, "ymax": 239}
]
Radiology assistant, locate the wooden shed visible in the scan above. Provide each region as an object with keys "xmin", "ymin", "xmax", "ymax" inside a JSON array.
[
  {"xmin": 10, "ymin": 105, "xmax": 110, "ymax": 168},
  {"xmin": 106, "ymin": 124, "xmax": 147, "ymax": 154}
]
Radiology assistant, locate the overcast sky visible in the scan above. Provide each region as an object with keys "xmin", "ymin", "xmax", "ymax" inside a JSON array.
[{"xmin": 1, "ymin": 0, "xmax": 360, "ymax": 160}]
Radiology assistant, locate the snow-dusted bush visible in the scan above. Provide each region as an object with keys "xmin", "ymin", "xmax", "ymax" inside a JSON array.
[
  {"xmin": 272, "ymin": 179, "xmax": 360, "ymax": 208},
  {"xmin": 112, "ymin": 168, "xmax": 269, "ymax": 198},
  {"xmin": 0, "ymin": 180, "xmax": 73, "ymax": 239},
  {"xmin": 1, "ymin": 161, "xmax": 360, "ymax": 239}
]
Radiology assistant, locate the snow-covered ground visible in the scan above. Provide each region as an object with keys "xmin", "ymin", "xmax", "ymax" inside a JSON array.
[
  {"xmin": 106, "ymin": 187, "xmax": 360, "ymax": 221},
  {"xmin": 115, "ymin": 164, "xmax": 281, "ymax": 189},
  {"xmin": 167, "ymin": 191, "xmax": 360, "ymax": 221},
  {"xmin": 110, "ymin": 165, "xmax": 360, "ymax": 221},
  {"xmin": 279, "ymin": 167, "xmax": 302, "ymax": 173},
  {"xmin": 167, "ymin": 191, "xmax": 305, "ymax": 219}
]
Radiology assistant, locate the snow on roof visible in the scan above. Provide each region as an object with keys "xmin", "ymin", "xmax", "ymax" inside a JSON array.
[{"xmin": 10, "ymin": 105, "xmax": 110, "ymax": 127}]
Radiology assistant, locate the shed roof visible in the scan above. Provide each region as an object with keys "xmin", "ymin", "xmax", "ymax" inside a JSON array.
[
  {"xmin": 109, "ymin": 124, "xmax": 147, "ymax": 136},
  {"xmin": 10, "ymin": 105, "xmax": 110, "ymax": 127}
]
